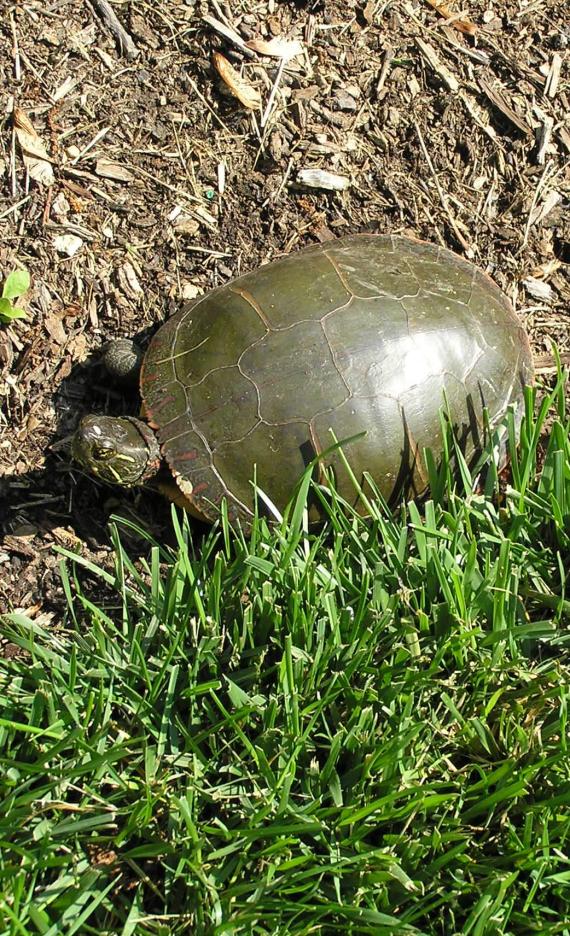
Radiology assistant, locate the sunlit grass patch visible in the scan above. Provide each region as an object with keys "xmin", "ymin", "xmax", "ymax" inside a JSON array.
[{"xmin": 1, "ymin": 372, "xmax": 569, "ymax": 935}]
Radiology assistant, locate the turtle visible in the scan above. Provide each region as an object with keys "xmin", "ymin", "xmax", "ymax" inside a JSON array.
[{"xmin": 72, "ymin": 234, "xmax": 534, "ymax": 526}]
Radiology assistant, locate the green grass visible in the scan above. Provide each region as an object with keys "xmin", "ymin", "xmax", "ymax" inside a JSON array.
[{"xmin": 1, "ymin": 373, "xmax": 570, "ymax": 935}]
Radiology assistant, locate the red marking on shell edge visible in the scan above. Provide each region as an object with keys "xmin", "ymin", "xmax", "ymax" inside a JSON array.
[
  {"xmin": 142, "ymin": 404, "xmax": 160, "ymax": 430},
  {"xmin": 147, "ymin": 394, "xmax": 176, "ymax": 413},
  {"xmin": 174, "ymin": 449, "xmax": 199, "ymax": 461},
  {"xmin": 192, "ymin": 482, "xmax": 209, "ymax": 495}
]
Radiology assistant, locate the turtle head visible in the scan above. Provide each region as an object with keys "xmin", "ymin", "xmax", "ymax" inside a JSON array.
[{"xmin": 72, "ymin": 415, "xmax": 161, "ymax": 487}]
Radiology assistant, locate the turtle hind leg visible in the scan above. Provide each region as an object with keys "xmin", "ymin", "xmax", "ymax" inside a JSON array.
[{"xmin": 102, "ymin": 338, "xmax": 143, "ymax": 385}]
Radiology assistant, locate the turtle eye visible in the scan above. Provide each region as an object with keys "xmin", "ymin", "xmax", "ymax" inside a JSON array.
[{"xmin": 92, "ymin": 444, "xmax": 115, "ymax": 462}]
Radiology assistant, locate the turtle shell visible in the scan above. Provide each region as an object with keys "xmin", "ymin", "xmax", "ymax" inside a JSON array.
[{"xmin": 141, "ymin": 234, "xmax": 534, "ymax": 524}]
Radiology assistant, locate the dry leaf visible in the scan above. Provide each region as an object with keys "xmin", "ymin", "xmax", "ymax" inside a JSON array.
[
  {"xmin": 213, "ymin": 52, "xmax": 261, "ymax": 110},
  {"xmin": 13, "ymin": 108, "xmax": 55, "ymax": 185},
  {"xmin": 246, "ymin": 36, "xmax": 304, "ymax": 60}
]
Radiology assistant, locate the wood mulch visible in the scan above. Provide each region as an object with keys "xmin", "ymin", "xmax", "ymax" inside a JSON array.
[{"xmin": 0, "ymin": 0, "xmax": 568, "ymax": 621}]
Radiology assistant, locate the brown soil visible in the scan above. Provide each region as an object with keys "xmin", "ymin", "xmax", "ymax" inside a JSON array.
[{"xmin": 0, "ymin": 0, "xmax": 568, "ymax": 620}]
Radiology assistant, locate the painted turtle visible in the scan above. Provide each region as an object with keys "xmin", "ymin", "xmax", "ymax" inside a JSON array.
[{"xmin": 72, "ymin": 234, "xmax": 534, "ymax": 524}]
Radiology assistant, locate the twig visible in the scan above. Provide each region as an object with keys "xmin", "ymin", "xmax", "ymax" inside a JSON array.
[
  {"xmin": 70, "ymin": 126, "xmax": 111, "ymax": 165},
  {"xmin": 9, "ymin": 103, "xmax": 17, "ymax": 199},
  {"xmin": 183, "ymin": 71, "xmax": 235, "ymax": 136},
  {"xmin": 424, "ymin": 0, "xmax": 477, "ymax": 36},
  {"xmin": 42, "ymin": 186, "xmax": 54, "ymax": 227},
  {"xmin": 202, "ymin": 13, "xmax": 255, "ymax": 59},
  {"xmin": 10, "ymin": 12, "xmax": 21, "ymax": 81},
  {"xmin": 534, "ymin": 352, "xmax": 570, "ymax": 375},
  {"xmin": 523, "ymin": 160, "xmax": 559, "ymax": 247},
  {"xmin": 440, "ymin": 31, "xmax": 489, "ymax": 65},
  {"xmin": 88, "ymin": 0, "xmax": 139, "ymax": 60},
  {"xmin": 0, "ymin": 195, "xmax": 31, "ymax": 221},
  {"xmin": 376, "ymin": 47, "xmax": 394, "ymax": 95},
  {"xmin": 261, "ymin": 58, "xmax": 286, "ymax": 128}
]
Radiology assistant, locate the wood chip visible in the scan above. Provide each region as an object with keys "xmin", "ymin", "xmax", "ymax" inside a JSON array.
[
  {"xmin": 90, "ymin": 0, "xmax": 139, "ymax": 60},
  {"xmin": 51, "ymin": 191, "xmax": 70, "ymax": 221},
  {"xmin": 362, "ymin": 0, "xmax": 376, "ymax": 25},
  {"xmin": 415, "ymin": 38, "xmax": 459, "ymax": 93},
  {"xmin": 212, "ymin": 52, "xmax": 261, "ymax": 110},
  {"xmin": 95, "ymin": 157, "xmax": 135, "ymax": 182},
  {"xmin": 130, "ymin": 13, "xmax": 160, "ymax": 49},
  {"xmin": 217, "ymin": 162, "xmax": 226, "ymax": 195},
  {"xmin": 12, "ymin": 107, "xmax": 55, "ymax": 185},
  {"xmin": 296, "ymin": 169, "xmax": 351, "ymax": 191},
  {"xmin": 558, "ymin": 126, "xmax": 570, "ymax": 155},
  {"xmin": 68, "ymin": 333, "xmax": 88, "ymax": 362},
  {"xmin": 478, "ymin": 79, "xmax": 532, "ymax": 136},
  {"xmin": 94, "ymin": 46, "xmax": 115, "ymax": 69},
  {"xmin": 459, "ymin": 90, "xmax": 498, "ymax": 142},
  {"xmin": 192, "ymin": 204, "xmax": 218, "ymax": 228},
  {"xmin": 118, "ymin": 262, "xmax": 143, "ymax": 297},
  {"xmin": 4, "ymin": 534, "xmax": 37, "ymax": 558},
  {"xmin": 181, "ymin": 283, "xmax": 203, "ymax": 300},
  {"xmin": 533, "ymin": 106, "xmax": 555, "ymax": 165},
  {"xmin": 44, "ymin": 313, "xmax": 67, "ymax": 344},
  {"xmin": 522, "ymin": 277, "xmax": 553, "ymax": 301},
  {"xmin": 173, "ymin": 215, "xmax": 200, "ymax": 236},
  {"xmin": 544, "ymin": 53, "xmax": 562, "ymax": 99}
]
